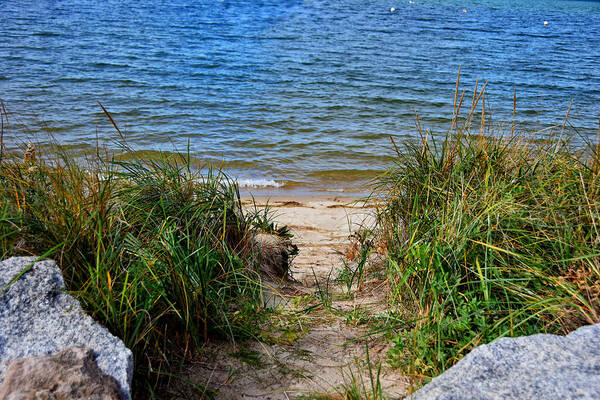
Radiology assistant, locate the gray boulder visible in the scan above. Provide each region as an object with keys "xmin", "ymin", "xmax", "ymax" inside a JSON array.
[
  {"xmin": 0, "ymin": 257, "xmax": 133, "ymax": 400},
  {"xmin": 412, "ymin": 323, "xmax": 600, "ymax": 400},
  {"xmin": 0, "ymin": 345, "xmax": 124, "ymax": 400}
]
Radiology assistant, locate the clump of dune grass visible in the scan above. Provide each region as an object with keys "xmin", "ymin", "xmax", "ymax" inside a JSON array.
[
  {"xmin": 0, "ymin": 132, "xmax": 285, "ymax": 396},
  {"xmin": 368, "ymin": 75, "xmax": 600, "ymax": 386}
]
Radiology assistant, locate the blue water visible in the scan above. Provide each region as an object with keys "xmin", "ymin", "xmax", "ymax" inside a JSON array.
[{"xmin": 1, "ymin": 0, "xmax": 599, "ymax": 191}]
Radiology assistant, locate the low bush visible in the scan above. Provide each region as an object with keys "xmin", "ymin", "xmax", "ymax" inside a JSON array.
[{"xmin": 0, "ymin": 143, "xmax": 274, "ymax": 396}]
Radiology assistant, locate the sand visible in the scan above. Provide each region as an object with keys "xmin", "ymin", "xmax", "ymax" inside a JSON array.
[
  {"xmin": 245, "ymin": 196, "xmax": 375, "ymax": 284},
  {"xmin": 171, "ymin": 196, "xmax": 409, "ymax": 399}
]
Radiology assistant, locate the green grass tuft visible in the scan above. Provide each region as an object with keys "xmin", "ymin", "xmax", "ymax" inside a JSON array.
[
  {"xmin": 0, "ymin": 144, "xmax": 279, "ymax": 397},
  {"xmin": 368, "ymin": 79, "xmax": 600, "ymax": 386}
]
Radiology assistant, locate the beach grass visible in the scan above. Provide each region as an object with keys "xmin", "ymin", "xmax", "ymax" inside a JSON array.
[
  {"xmin": 0, "ymin": 141, "xmax": 279, "ymax": 396},
  {"xmin": 2, "ymin": 79, "xmax": 600, "ymax": 398},
  {"xmin": 366, "ymin": 78, "xmax": 600, "ymax": 387}
]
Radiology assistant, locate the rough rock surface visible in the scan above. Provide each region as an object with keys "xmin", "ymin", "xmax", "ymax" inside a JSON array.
[
  {"xmin": 0, "ymin": 345, "xmax": 124, "ymax": 400},
  {"xmin": 412, "ymin": 323, "xmax": 600, "ymax": 400},
  {"xmin": 0, "ymin": 257, "xmax": 133, "ymax": 400}
]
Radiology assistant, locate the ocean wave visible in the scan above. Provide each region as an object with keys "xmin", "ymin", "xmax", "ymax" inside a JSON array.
[{"xmin": 236, "ymin": 178, "xmax": 284, "ymax": 188}]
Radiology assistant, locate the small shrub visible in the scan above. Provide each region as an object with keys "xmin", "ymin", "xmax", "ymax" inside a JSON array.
[{"xmin": 0, "ymin": 145, "xmax": 277, "ymax": 396}]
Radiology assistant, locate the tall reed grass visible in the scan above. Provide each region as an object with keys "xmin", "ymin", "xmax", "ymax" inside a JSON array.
[
  {"xmin": 369, "ymin": 74, "xmax": 600, "ymax": 384},
  {"xmin": 0, "ymin": 137, "xmax": 277, "ymax": 396}
]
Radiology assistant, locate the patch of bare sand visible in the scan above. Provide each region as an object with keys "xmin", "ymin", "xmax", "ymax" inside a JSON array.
[
  {"xmin": 248, "ymin": 196, "xmax": 374, "ymax": 285},
  {"xmin": 172, "ymin": 196, "xmax": 408, "ymax": 399}
]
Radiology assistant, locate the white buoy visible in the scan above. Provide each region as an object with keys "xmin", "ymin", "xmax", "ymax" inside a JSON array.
[
  {"xmin": 544, "ymin": 20, "xmax": 549, "ymax": 26},
  {"xmin": 390, "ymin": 7, "xmax": 395, "ymax": 12}
]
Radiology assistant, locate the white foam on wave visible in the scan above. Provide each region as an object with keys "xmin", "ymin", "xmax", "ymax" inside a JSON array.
[{"xmin": 237, "ymin": 178, "xmax": 285, "ymax": 188}]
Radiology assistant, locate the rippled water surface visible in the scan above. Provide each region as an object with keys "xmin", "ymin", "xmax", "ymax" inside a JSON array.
[{"xmin": 1, "ymin": 0, "xmax": 599, "ymax": 191}]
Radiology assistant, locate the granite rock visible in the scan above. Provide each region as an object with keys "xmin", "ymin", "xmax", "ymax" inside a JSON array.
[
  {"xmin": 412, "ymin": 323, "xmax": 600, "ymax": 400},
  {"xmin": 0, "ymin": 257, "xmax": 133, "ymax": 399}
]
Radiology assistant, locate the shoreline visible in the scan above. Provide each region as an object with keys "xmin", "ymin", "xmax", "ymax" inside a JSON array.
[
  {"xmin": 240, "ymin": 193, "xmax": 371, "ymax": 206},
  {"xmin": 238, "ymin": 183, "xmax": 373, "ymax": 199}
]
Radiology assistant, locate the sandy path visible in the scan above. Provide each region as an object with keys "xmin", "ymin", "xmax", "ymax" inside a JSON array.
[
  {"xmin": 172, "ymin": 196, "xmax": 408, "ymax": 399},
  {"xmin": 255, "ymin": 196, "xmax": 372, "ymax": 285}
]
